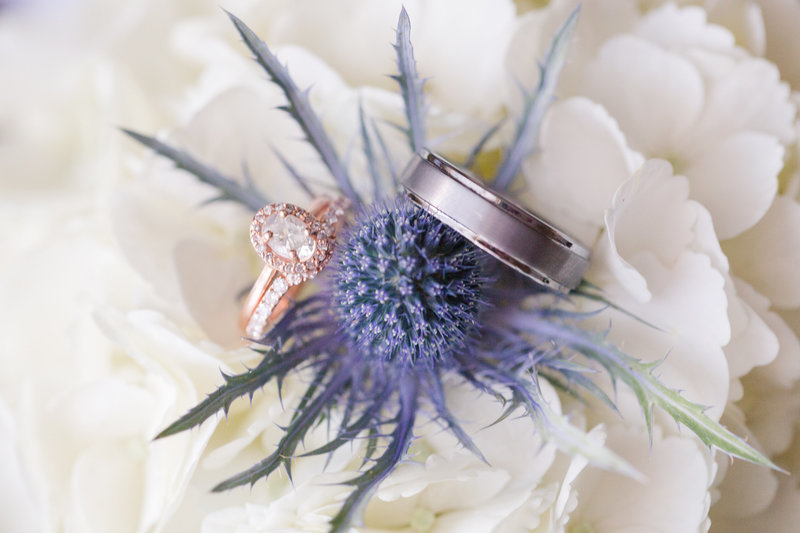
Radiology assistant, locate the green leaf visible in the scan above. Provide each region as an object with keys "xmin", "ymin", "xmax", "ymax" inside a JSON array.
[
  {"xmin": 493, "ymin": 6, "xmax": 579, "ymax": 190},
  {"xmin": 224, "ymin": 11, "xmax": 360, "ymax": 203},
  {"xmin": 328, "ymin": 377, "xmax": 418, "ymax": 533},
  {"xmin": 359, "ymin": 103, "xmax": 386, "ymax": 199},
  {"xmin": 634, "ymin": 358, "xmax": 784, "ymax": 470},
  {"xmin": 212, "ymin": 365, "xmax": 353, "ymax": 492},
  {"xmin": 476, "ymin": 360, "xmax": 641, "ymax": 479},
  {"xmin": 155, "ymin": 348, "xmax": 301, "ymax": 439},
  {"xmin": 463, "ymin": 116, "xmax": 507, "ymax": 170},
  {"xmin": 526, "ymin": 317, "xmax": 783, "ymax": 472},
  {"xmin": 122, "ymin": 129, "xmax": 267, "ymax": 211},
  {"xmin": 391, "ymin": 7, "xmax": 427, "ymax": 153}
]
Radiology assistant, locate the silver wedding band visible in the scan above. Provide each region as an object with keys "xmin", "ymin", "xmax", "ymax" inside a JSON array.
[{"xmin": 402, "ymin": 150, "xmax": 590, "ymax": 292}]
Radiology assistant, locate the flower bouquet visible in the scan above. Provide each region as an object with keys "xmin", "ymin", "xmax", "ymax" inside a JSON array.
[{"xmin": 1, "ymin": 1, "xmax": 799, "ymax": 532}]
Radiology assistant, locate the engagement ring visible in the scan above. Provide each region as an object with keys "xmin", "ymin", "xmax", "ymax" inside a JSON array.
[{"xmin": 240, "ymin": 197, "xmax": 347, "ymax": 338}]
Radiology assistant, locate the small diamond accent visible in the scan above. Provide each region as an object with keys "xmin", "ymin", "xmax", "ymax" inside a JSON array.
[{"xmin": 273, "ymin": 277, "xmax": 288, "ymax": 294}]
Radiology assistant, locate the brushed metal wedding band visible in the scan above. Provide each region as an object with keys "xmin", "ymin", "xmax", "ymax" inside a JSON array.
[{"xmin": 402, "ymin": 150, "xmax": 591, "ymax": 292}]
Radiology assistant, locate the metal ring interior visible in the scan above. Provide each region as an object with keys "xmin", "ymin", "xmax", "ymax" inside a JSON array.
[{"xmin": 401, "ymin": 150, "xmax": 591, "ymax": 291}]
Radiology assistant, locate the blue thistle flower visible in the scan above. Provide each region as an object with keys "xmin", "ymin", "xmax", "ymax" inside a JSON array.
[
  {"xmin": 129, "ymin": 8, "xmax": 778, "ymax": 533},
  {"xmin": 332, "ymin": 198, "xmax": 487, "ymax": 368}
]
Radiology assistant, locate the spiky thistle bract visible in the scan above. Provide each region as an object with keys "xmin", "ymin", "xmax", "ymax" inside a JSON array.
[{"xmin": 127, "ymin": 7, "xmax": 779, "ymax": 533}]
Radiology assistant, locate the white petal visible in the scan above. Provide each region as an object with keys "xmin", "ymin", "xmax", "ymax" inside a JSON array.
[
  {"xmin": 723, "ymin": 278, "xmax": 779, "ymax": 387},
  {"xmin": 712, "ymin": 451, "xmax": 779, "ymax": 519},
  {"xmin": 685, "ymin": 131, "xmax": 782, "ymax": 238},
  {"xmin": 734, "ymin": 279, "xmax": 800, "ymax": 387},
  {"xmin": 635, "ymin": 3, "xmax": 736, "ymax": 51},
  {"xmin": 593, "ymin": 160, "xmax": 731, "ymax": 343},
  {"xmin": 178, "ymin": 82, "xmax": 333, "ymax": 205},
  {"xmin": 505, "ymin": 0, "xmax": 639, "ymax": 98},
  {"xmin": 0, "ymin": 400, "xmax": 42, "ymax": 533},
  {"xmin": 439, "ymin": 381, "xmax": 559, "ymax": 486},
  {"xmin": 749, "ymin": 318, "xmax": 800, "ymax": 390},
  {"xmin": 429, "ymin": 487, "xmax": 530, "ymax": 533},
  {"xmin": 604, "ymin": 160, "xmax": 698, "ymax": 266},
  {"xmin": 68, "ymin": 443, "xmax": 145, "ymax": 533},
  {"xmin": 568, "ymin": 426, "xmax": 713, "ymax": 533},
  {"xmin": 523, "ymin": 97, "xmax": 643, "ymax": 242},
  {"xmin": 758, "ymin": 0, "xmax": 800, "ymax": 89},
  {"xmin": 110, "ymin": 179, "xmax": 243, "ymax": 302},
  {"xmin": 684, "ymin": 56, "xmax": 796, "ymax": 147},
  {"xmin": 585, "ymin": 35, "xmax": 705, "ymax": 156},
  {"xmin": 601, "ymin": 304, "xmax": 731, "ymax": 421},
  {"xmin": 705, "ymin": 0, "xmax": 766, "ymax": 56},
  {"xmin": 261, "ymin": 0, "xmax": 517, "ymax": 119},
  {"xmin": 173, "ymin": 239, "xmax": 252, "ymax": 348},
  {"xmin": 711, "ymin": 477, "xmax": 800, "ymax": 533},
  {"xmin": 723, "ymin": 195, "xmax": 800, "ymax": 308}
]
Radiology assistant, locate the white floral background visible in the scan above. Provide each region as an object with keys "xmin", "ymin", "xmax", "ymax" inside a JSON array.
[{"xmin": 1, "ymin": 0, "xmax": 799, "ymax": 532}]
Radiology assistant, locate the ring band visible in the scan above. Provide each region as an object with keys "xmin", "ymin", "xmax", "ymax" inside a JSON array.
[
  {"xmin": 240, "ymin": 197, "xmax": 347, "ymax": 338},
  {"xmin": 402, "ymin": 150, "xmax": 590, "ymax": 292}
]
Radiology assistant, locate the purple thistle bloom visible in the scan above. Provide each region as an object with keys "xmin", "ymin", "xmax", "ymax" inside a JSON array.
[
  {"xmin": 332, "ymin": 199, "xmax": 488, "ymax": 368},
  {"xmin": 128, "ymin": 8, "xmax": 776, "ymax": 533}
]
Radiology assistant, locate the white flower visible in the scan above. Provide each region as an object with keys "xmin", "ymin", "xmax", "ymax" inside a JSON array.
[
  {"xmin": 0, "ymin": 397, "xmax": 41, "ymax": 533},
  {"xmin": 578, "ymin": 159, "xmax": 760, "ymax": 414},
  {"xmin": 733, "ymin": 0, "xmax": 800, "ymax": 89},
  {"xmin": 515, "ymin": 1, "xmax": 796, "ymax": 240},
  {"xmin": 0, "ymin": 194, "xmax": 236, "ymax": 533},
  {"xmin": 723, "ymin": 196, "xmax": 800, "ymax": 309},
  {"xmin": 511, "ymin": 2, "xmax": 800, "ymax": 529},
  {"xmin": 566, "ymin": 422, "xmax": 716, "ymax": 533},
  {"xmin": 197, "ymin": 381, "xmax": 585, "ymax": 533},
  {"xmin": 4, "ymin": 1, "xmax": 800, "ymax": 532},
  {"xmin": 0, "ymin": 0, "xmax": 210, "ymax": 191},
  {"xmin": 201, "ymin": 0, "xmax": 518, "ymax": 121}
]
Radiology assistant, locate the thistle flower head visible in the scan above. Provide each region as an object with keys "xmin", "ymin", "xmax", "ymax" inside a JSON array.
[
  {"xmin": 137, "ymin": 9, "xmax": 779, "ymax": 533},
  {"xmin": 332, "ymin": 198, "xmax": 487, "ymax": 368}
]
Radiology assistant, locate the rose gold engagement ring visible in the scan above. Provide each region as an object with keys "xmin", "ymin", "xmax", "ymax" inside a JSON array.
[{"xmin": 239, "ymin": 197, "xmax": 348, "ymax": 339}]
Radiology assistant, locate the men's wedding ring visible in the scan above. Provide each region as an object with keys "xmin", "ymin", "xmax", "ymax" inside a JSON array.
[{"xmin": 402, "ymin": 150, "xmax": 590, "ymax": 292}]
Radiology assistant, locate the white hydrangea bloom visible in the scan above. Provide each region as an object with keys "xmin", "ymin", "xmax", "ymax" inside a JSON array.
[
  {"xmin": 515, "ymin": 0, "xmax": 796, "ymax": 240},
  {"xmin": 566, "ymin": 421, "xmax": 716, "ymax": 533},
  {"xmin": 3, "ymin": 1, "xmax": 800, "ymax": 532},
  {"xmin": 508, "ymin": 2, "xmax": 800, "ymax": 530}
]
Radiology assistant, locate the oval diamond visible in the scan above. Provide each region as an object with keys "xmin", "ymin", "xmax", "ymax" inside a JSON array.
[{"xmin": 262, "ymin": 213, "xmax": 315, "ymax": 261}]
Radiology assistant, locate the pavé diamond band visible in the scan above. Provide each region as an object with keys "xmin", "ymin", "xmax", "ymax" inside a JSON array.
[
  {"xmin": 240, "ymin": 197, "xmax": 348, "ymax": 339},
  {"xmin": 402, "ymin": 150, "xmax": 591, "ymax": 292}
]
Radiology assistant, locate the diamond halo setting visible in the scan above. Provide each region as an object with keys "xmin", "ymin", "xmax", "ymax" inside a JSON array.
[{"xmin": 249, "ymin": 203, "xmax": 338, "ymax": 285}]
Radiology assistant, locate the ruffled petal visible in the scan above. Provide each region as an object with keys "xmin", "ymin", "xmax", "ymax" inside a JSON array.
[
  {"xmin": 522, "ymin": 97, "xmax": 643, "ymax": 244},
  {"xmin": 758, "ymin": 0, "xmax": 800, "ymax": 89},
  {"xmin": 634, "ymin": 3, "xmax": 736, "ymax": 52},
  {"xmin": 705, "ymin": 0, "xmax": 766, "ymax": 56},
  {"xmin": 723, "ymin": 195, "xmax": 800, "ymax": 309},
  {"xmin": 567, "ymin": 426, "xmax": 713, "ymax": 533},
  {"xmin": 683, "ymin": 55, "xmax": 796, "ymax": 148},
  {"xmin": 715, "ymin": 476, "xmax": 800, "ymax": 533},
  {"xmin": 173, "ymin": 239, "xmax": 252, "ymax": 348},
  {"xmin": 593, "ymin": 161, "xmax": 731, "ymax": 350},
  {"xmin": 684, "ymin": 131, "xmax": 782, "ymax": 238},
  {"xmin": 723, "ymin": 279, "xmax": 779, "ymax": 396},
  {"xmin": 585, "ymin": 35, "xmax": 705, "ymax": 156}
]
